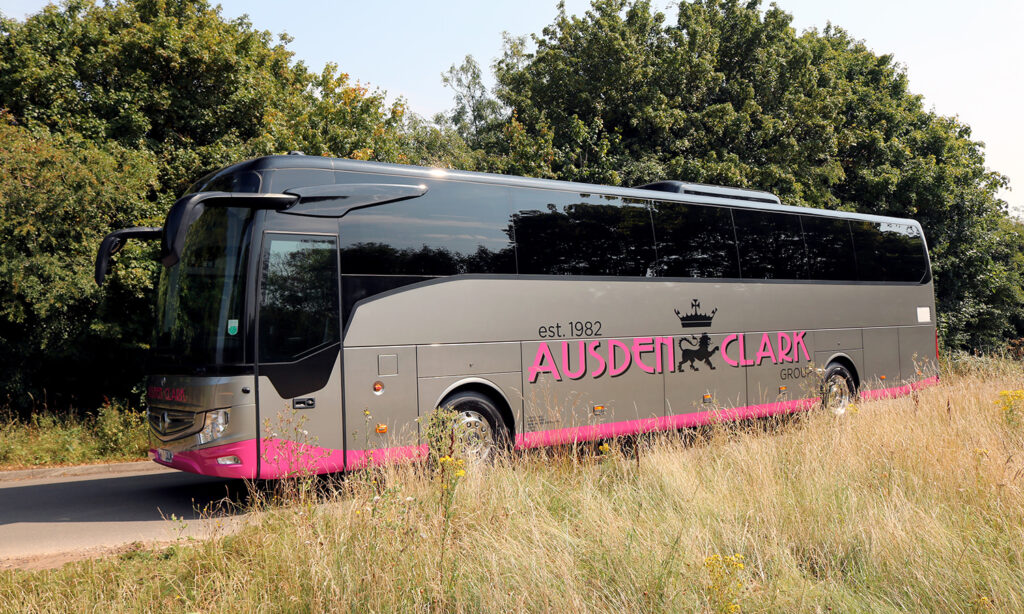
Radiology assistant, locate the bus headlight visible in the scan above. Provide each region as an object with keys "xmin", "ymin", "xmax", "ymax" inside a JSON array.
[{"xmin": 198, "ymin": 409, "xmax": 230, "ymax": 445}]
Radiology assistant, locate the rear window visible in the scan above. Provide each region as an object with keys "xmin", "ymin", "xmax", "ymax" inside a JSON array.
[{"xmin": 850, "ymin": 221, "xmax": 929, "ymax": 282}]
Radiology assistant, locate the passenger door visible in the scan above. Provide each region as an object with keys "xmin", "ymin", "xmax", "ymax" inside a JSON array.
[{"xmin": 256, "ymin": 232, "xmax": 344, "ymax": 476}]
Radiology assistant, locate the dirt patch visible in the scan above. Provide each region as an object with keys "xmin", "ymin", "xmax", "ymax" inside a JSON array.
[{"xmin": 0, "ymin": 540, "xmax": 178, "ymax": 571}]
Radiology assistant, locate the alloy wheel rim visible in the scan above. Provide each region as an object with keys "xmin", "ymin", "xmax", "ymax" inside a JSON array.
[
  {"xmin": 458, "ymin": 409, "xmax": 494, "ymax": 460},
  {"xmin": 824, "ymin": 375, "xmax": 851, "ymax": 416}
]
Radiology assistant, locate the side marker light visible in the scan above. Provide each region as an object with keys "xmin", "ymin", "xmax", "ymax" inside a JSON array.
[{"xmin": 375, "ymin": 423, "xmax": 388, "ymax": 434}]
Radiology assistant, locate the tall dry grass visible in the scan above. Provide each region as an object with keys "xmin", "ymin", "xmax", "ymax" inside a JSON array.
[{"xmin": 2, "ymin": 359, "xmax": 1023, "ymax": 612}]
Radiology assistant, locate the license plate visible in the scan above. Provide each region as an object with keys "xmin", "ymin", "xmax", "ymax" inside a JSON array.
[{"xmin": 157, "ymin": 448, "xmax": 173, "ymax": 463}]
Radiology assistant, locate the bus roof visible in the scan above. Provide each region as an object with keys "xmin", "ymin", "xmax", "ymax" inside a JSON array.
[{"xmin": 196, "ymin": 154, "xmax": 924, "ymax": 231}]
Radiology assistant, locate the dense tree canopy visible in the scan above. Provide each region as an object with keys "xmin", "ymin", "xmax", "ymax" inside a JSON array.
[
  {"xmin": 0, "ymin": 0, "xmax": 408, "ymax": 410},
  {"xmin": 446, "ymin": 0, "xmax": 1022, "ymax": 350},
  {"xmin": 0, "ymin": 118, "xmax": 159, "ymax": 408},
  {"xmin": 0, "ymin": 0, "xmax": 407, "ymax": 195}
]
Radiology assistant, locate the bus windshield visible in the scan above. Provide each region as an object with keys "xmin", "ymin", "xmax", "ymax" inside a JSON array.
[{"xmin": 153, "ymin": 207, "xmax": 254, "ymax": 371}]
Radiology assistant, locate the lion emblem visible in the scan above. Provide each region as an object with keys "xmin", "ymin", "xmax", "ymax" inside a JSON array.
[{"xmin": 677, "ymin": 333, "xmax": 718, "ymax": 371}]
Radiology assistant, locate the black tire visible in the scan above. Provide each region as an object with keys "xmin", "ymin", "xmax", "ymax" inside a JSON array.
[
  {"xmin": 440, "ymin": 391, "xmax": 510, "ymax": 461},
  {"xmin": 821, "ymin": 363, "xmax": 856, "ymax": 415}
]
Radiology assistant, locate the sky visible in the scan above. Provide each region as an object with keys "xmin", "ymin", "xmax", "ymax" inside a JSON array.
[{"xmin": 2, "ymin": 0, "xmax": 1021, "ymax": 214}]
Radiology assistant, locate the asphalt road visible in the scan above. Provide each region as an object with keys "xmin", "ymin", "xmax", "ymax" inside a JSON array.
[{"xmin": 0, "ymin": 466, "xmax": 251, "ymax": 564}]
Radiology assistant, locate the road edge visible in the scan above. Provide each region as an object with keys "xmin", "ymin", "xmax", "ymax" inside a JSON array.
[{"xmin": 0, "ymin": 460, "xmax": 172, "ymax": 483}]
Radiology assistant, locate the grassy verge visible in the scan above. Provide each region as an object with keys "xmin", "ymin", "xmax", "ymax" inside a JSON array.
[
  {"xmin": 2, "ymin": 359, "xmax": 1023, "ymax": 612},
  {"xmin": 0, "ymin": 401, "xmax": 149, "ymax": 470}
]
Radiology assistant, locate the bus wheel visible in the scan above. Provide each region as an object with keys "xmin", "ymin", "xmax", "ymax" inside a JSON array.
[
  {"xmin": 822, "ymin": 363, "xmax": 856, "ymax": 416},
  {"xmin": 442, "ymin": 391, "xmax": 509, "ymax": 462}
]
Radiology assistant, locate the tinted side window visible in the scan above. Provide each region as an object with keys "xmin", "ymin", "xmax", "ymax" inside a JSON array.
[
  {"xmin": 733, "ymin": 210, "xmax": 807, "ymax": 279},
  {"xmin": 801, "ymin": 216, "xmax": 857, "ymax": 281},
  {"xmin": 651, "ymin": 201, "xmax": 739, "ymax": 278},
  {"xmin": 513, "ymin": 190, "xmax": 655, "ymax": 276},
  {"xmin": 340, "ymin": 181, "xmax": 515, "ymax": 276},
  {"xmin": 850, "ymin": 221, "xmax": 928, "ymax": 282},
  {"xmin": 259, "ymin": 235, "xmax": 339, "ymax": 363}
]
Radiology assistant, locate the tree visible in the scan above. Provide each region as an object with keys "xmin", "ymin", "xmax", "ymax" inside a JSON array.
[
  {"xmin": 471, "ymin": 0, "xmax": 1021, "ymax": 350},
  {"xmin": 0, "ymin": 0, "xmax": 407, "ymax": 196},
  {"xmin": 0, "ymin": 118, "xmax": 159, "ymax": 410},
  {"xmin": 0, "ymin": 0, "xmax": 410, "ymax": 410}
]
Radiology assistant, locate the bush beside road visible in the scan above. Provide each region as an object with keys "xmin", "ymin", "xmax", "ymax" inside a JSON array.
[{"xmin": 0, "ymin": 401, "xmax": 148, "ymax": 470}]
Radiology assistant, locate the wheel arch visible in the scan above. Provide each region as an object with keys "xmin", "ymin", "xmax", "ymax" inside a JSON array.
[
  {"xmin": 822, "ymin": 352, "xmax": 860, "ymax": 391},
  {"xmin": 434, "ymin": 377, "xmax": 516, "ymax": 438}
]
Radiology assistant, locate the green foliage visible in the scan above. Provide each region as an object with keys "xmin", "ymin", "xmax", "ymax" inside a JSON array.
[
  {"xmin": 0, "ymin": 0, "xmax": 409, "ymax": 411},
  {"xmin": 0, "ymin": 400, "xmax": 148, "ymax": 468},
  {"xmin": 0, "ymin": 0, "xmax": 408, "ymax": 195},
  {"xmin": 456, "ymin": 0, "xmax": 1022, "ymax": 350},
  {"xmin": 94, "ymin": 399, "xmax": 149, "ymax": 457},
  {"xmin": 0, "ymin": 118, "xmax": 159, "ymax": 409}
]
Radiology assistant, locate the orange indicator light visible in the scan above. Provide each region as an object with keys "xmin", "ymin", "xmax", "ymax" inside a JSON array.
[
  {"xmin": 880, "ymin": 375, "xmax": 886, "ymax": 380},
  {"xmin": 779, "ymin": 386, "xmax": 787, "ymax": 393},
  {"xmin": 593, "ymin": 405, "xmax": 606, "ymax": 415},
  {"xmin": 375, "ymin": 423, "xmax": 388, "ymax": 434},
  {"xmin": 702, "ymin": 394, "xmax": 712, "ymax": 403}
]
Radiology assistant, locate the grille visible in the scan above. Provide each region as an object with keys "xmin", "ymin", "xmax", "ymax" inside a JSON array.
[{"xmin": 148, "ymin": 407, "xmax": 201, "ymax": 439}]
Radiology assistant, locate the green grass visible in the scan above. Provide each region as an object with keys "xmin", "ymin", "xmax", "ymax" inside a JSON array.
[
  {"xmin": 1, "ymin": 357, "xmax": 1023, "ymax": 612},
  {"xmin": 0, "ymin": 401, "xmax": 149, "ymax": 469}
]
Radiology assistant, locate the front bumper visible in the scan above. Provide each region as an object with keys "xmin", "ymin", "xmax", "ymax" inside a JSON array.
[{"xmin": 150, "ymin": 439, "xmax": 259, "ymax": 479}]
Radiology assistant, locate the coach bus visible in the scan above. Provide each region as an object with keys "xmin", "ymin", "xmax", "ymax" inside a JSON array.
[{"xmin": 95, "ymin": 154, "xmax": 939, "ymax": 478}]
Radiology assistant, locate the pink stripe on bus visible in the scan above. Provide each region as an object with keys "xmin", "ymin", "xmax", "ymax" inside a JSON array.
[
  {"xmin": 513, "ymin": 397, "xmax": 818, "ymax": 449},
  {"xmin": 152, "ymin": 376, "xmax": 940, "ymax": 477},
  {"xmin": 150, "ymin": 438, "xmax": 428, "ymax": 479},
  {"xmin": 858, "ymin": 375, "xmax": 939, "ymax": 401}
]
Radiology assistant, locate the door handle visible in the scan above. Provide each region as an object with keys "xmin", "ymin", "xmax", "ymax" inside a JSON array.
[{"xmin": 293, "ymin": 397, "xmax": 316, "ymax": 409}]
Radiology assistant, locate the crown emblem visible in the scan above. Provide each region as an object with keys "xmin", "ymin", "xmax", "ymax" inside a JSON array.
[{"xmin": 675, "ymin": 299, "xmax": 717, "ymax": 328}]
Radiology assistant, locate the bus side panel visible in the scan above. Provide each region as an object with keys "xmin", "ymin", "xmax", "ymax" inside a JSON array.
[
  {"xmin": 417, "ymin": 372, "xmax": 523, "ymax": 426},
  {"xmin": 743, "ymin": 330, "xmax": 818, "ymax": 406},
  {"xmin": 898, "ymin": 325, "xmax": 939, "ymax": 383},
  {"xmin": 664, "ymin": 332, "xmax": 746, "ymax": 415},
  {"xmin": 521, "ymin": 338, "xmax": 664, "ymax": 433},
  {"xmin": 343, "ymin": 346, "xmax": 420, "ymax": 458},
  {"xmin": 862, "ymin": 327, "xmax": 902, "ymax": 389},
  {"xmin": 417, "ymin": 342, "xmax": 520, "ymax": 378}
]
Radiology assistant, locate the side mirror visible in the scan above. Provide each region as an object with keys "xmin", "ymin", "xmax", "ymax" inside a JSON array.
[{"xmin": 94, "ymin": 227, "xmax": 163, "ymax": 285}]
